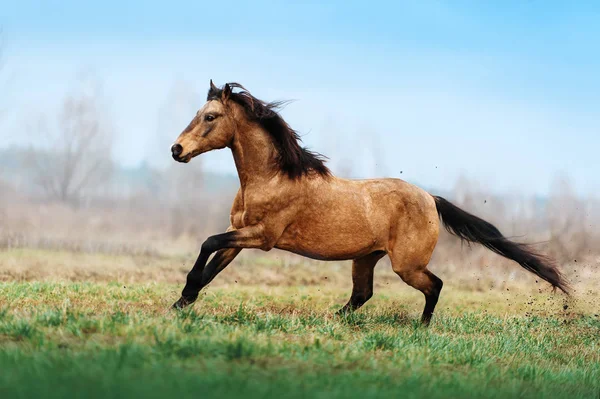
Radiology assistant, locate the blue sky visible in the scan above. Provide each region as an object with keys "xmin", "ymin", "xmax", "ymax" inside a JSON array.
[{"xmin": 1, "ymin": 1, "xmax": 599, "ymax": 195}]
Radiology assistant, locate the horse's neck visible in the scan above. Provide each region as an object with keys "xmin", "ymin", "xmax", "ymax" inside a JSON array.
[{"xmin": 230, "ymin": 126, "xmax": 277, "ymax": 190}]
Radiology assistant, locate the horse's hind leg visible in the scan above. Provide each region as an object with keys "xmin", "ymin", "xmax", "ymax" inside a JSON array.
[
  {"xmin": 389, "ymin": 254, "xmax": 443, "ymax": 325},
  {"xmin": 336, "ymin": 251, "xmax": 386, "ymax": 315}
]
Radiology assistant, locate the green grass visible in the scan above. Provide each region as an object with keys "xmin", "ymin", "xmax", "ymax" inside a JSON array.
[{"xmin": 1, "ymin": 282, "xmax": 598, "ymax": 399}]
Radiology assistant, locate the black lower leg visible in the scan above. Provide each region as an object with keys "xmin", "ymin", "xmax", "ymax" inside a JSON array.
[
  {"xmin": 336, "ymin": 253, "xmax": 384, "ymax": 315},
  {"xmin": 336, "ymin": 292, "xmax": 372, "ymax": 315},
  {"xmin": 172, "ymin": 228, "xmax": 259, "ymax": 310},
  {"xmin": 173, "ymin": 247, "xmax": 242, "ymax": 310},
  {"xmin": 172, "ymin": 252, "xmax": 211, "ymax": 309},
  {"xmin": 421, "ymin": 273, "xmax": 443, "ymax": 325},
  {"xmin": 173, "ymin": 234, "xmax": 235, "ymax": 309}
]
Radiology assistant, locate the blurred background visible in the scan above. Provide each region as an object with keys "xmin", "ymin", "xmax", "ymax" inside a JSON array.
[{"xmin": 0, "ymin": 1, "xmax": 598, "ymax": 289}]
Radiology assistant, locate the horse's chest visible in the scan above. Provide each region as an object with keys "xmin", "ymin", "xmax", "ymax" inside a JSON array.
[
  {"xmin": 230, "ymin": 202, "xmax": 269, "ymax": 229},
  {"xmin": 230, "ymin": 186, "xmax": 298, "ymax": 230},
  {"xmin": 230, "ymin": 210, "xmax": 245, "ymax": 229}
]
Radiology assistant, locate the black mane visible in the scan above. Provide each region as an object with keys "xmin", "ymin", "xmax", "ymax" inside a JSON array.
[{"xmin": 208, "ymin": 82, "xmax": 330, "ymax": 180}]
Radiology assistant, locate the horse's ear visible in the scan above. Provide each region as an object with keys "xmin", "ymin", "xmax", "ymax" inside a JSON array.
[
  {"xmin": 207, "ymin": 79, "xmax": 219, "ymax": 100},
  {"xmin": 222, "ymin": 83, "xmax": 232, "ymax": 102}
]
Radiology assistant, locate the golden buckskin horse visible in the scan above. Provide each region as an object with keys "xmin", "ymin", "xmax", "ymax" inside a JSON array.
[{"xmin": 170, "ymin": 81, "xmax": 568, "ymax": 324}]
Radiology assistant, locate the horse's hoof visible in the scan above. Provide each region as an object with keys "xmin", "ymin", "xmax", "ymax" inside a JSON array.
[
  {"xmin": 171, "ymin": 296, "xmax": 196, "ymax": 310},
  {"xmin": 171, "ymin": 299, "xmax": 184, "ymax": 310}
]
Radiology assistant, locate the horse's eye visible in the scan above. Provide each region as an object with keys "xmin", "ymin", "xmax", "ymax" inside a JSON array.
[{"xmin": 205, "ymin": 115, "xmax": 215, "ymax": 122}]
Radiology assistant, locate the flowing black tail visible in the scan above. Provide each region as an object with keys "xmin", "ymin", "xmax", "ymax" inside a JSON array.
[{"xmin": 433, "ymin": 196, "xmax": 569, "ymax": 294}]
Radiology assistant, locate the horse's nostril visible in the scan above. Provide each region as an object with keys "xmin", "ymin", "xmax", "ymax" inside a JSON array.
[{"xmin": 171, "ymin": 144, "xmax": 183, "ymax": 157}]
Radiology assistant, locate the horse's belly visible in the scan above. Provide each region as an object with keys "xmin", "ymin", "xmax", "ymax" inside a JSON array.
[{"xmin": 275, "ymin": 214, "xmax": 384, "ymax": 261}]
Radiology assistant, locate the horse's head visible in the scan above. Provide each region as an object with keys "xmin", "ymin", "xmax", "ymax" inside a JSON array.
[
  {"xmin": 171, "ymin": 80, "xmax": 238, "ymax": 163},
  {"xmin": 171, "ymin": 81, "xmax": 330, "ymax": 180}
]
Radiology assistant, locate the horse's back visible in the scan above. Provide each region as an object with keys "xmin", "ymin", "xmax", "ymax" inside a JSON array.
[{"xmin": 340, "ymin": 177, "xmax": 438, "ymax": 221}]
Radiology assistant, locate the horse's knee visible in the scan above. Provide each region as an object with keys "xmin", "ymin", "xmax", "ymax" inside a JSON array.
[
  {"xmin": 394, "ymin": 266, "xmax": 441, "ymax": 297},
  {"xmin": 201, "ymin": 236, "xmax": 220, "ymax": 253},
  {"xmin": 431, "ymin": 273, "xmax": 443, "ymax": 292},
  {"xmin": 422, "ymin": 271, "xmax": 443, "ymax": 298},
  {"xmin": 392, "ymin": 263, "xmax": 419, "ymax": 283}
]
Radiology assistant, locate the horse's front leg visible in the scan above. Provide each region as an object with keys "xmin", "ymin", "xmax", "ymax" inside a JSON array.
[
  {"xmin": 172, "ymin": 248, "xmax": 241, "ymax": 309},
  {"xmin": 172, "ymin": 225, "xmax": 269, "ymax": 309}
]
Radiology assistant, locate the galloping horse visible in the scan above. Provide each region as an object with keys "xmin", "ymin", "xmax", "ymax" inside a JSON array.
[{"xmin": 170, "ymin": 81, "xmax": 568, "ymax": 324}]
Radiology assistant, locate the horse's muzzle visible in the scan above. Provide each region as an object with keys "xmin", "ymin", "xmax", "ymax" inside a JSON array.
[{"xmin": 171, "ymin": 143, "xmax": 184, "ymax": 161}]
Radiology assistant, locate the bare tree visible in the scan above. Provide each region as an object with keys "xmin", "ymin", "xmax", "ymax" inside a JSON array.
[{"xmin": 29, "ymin": 79, "xmax": 113, "ymax": 205}]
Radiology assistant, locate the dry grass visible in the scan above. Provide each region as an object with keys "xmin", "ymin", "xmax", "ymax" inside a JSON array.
[{"xmin": 0, "ymin": 248, "xmax": 598, "ymax": 315}]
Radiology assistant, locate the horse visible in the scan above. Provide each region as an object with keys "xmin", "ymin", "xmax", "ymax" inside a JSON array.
[{"xmin": 170, "ymin": 80, "xmax": 569, "ymax": 325}]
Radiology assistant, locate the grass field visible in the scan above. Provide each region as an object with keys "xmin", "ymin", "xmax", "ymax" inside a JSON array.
[{"xmin": 1, "ymin": 249, "xmax": 599, "ymax": 398}]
